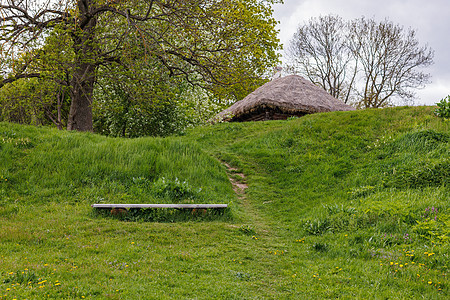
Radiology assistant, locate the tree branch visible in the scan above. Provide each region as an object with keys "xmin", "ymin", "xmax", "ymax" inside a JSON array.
[{"xmin": 0, "ymin": 73, "xmax": 41, "ymax": 88}]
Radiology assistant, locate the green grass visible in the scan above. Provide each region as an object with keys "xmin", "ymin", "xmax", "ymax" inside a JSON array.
[{"xmin": 1, "ymin": 106, "xmax": 449, "ymax": 299}]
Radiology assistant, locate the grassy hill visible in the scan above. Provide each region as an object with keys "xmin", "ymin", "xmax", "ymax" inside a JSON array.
[{"xmin": 0, "ymin": 106, "xmax": 449, "ymax": 299}]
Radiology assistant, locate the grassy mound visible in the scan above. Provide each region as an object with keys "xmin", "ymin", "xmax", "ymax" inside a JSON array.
[{"xmin": 1, "ymin": 106, "xmax": 449, "ymax": 298}]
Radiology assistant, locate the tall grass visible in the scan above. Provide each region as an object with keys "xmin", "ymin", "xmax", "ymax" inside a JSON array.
[{"xmin": 0, "ymin": 124, "xmax": 234, "ymax": 207}]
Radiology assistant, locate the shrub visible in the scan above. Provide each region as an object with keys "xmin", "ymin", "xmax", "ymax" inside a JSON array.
[
  {"xmin": 434, "ymin": 95, "xmax": 450, "ymax": 119},
  {"xmin": 153, "ymin": 177, "xmax": 201, "ymax": 202}
]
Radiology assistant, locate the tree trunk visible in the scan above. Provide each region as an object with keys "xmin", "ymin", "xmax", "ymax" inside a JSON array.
[
  {"xmin": 67, "ymin": 61, "xmax": 96, "ymax": 131},
  {"xmin": 67, "ymin": 2, "xmax": 97, "ymax": 132}
]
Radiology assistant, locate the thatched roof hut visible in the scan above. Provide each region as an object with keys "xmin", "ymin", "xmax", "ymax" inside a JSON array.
[{"xmin": 215, "ymin": 75, "xmax": 355, "ymax": 122}]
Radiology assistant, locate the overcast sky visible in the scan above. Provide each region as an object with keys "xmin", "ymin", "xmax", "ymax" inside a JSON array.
[{"xmin": 272, "ymin": 0, "xmax": 449, "ymax": 105}]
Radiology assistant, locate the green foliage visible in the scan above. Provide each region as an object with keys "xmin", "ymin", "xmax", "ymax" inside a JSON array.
[
  {"xmin": 413, "ymin": 207, "xmax": 450, "ymax": 244},
  {"xmin": 153, "ymin": 177, "xmax": 200, "ymax": 202},
  {"xmin": 1, "ymin": 0, "xmax": 282, "ymax": 133},
  {"xmin": 93, "ymin": 67, "xmax": 224, "ymax": 137},
  {"xmin": 93, "ymin": 206, "xmax": 231, "ymax": 223},
  {"xmin": 303, "ymin": 219, "xmax": 330, "ymax": 235},
  {"xmin": 238, "ymin": 225, "xmax": 256, "ymax": 236},
  {"xmin": 0, "ymin": 25, "xmax": 72, "ymax": 128},
  {"xmin": 0, "ymin": 136, "xmax": 33, "ymax": 149},
  {"xmin": 435, "ymin": 95, "xmax": 450, "ymax": 119},
  {"xmin": 3, "ymin": 269, "xmax": 38, "ymax": 285},
  {"xmin": 0, "ymin": 78, "xmax": 69, "ymax": 128}
]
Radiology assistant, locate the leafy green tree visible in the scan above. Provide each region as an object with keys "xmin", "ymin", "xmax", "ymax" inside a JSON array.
[
  {"xmin": 1, "ymin": 0, "xmax": 281, "ymax": 132},
  {"xmin": 93, "ymin": 59, "xmax": 223, "ymax": 137},
  {"xmin": 0, "ymin": 26, "xmax": 73, "ymax": 128},
  {"xmin": 0, "ymin": 77, "xmax": 70, "ymax": 129}
]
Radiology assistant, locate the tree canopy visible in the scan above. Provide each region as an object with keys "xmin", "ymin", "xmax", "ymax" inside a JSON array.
[{"xmin": 1, "ymin": 0, "xmax": 281, "ymax": 132}]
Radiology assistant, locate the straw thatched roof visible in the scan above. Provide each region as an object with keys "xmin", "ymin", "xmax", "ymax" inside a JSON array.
[{"xmin": 215, "ymin": 75, "xmax": 355, "ymax": 122}]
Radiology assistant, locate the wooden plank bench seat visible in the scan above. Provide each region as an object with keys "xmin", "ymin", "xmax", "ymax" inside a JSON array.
[{"xmin": 91, "ymin": 204, "xmax": 228, "ymax": 209}]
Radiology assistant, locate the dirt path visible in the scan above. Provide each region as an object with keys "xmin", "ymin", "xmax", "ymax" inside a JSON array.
[
  {"xmin": 222, "ymin": 161, "xmax": 275, "ymax": 238},
  {"xmin": 222, "ymin": 161, "xmax": 248, "ymax": 198}
]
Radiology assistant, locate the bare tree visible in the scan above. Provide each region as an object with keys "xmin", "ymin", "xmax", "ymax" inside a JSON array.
[
  {"xmin": 286, "ymin": 15, "xmax": 357, "ymax": 104},
  {"xmin": 349, "ymin": 18, "xmax": 434, "ymax": 108},
  {"xmin": 1, "ymin": 0, "xmax": 281, "ymax": 131},
  {"xmin": 286, "ymin": 15, "xmax": 434, "ymax": 108}
]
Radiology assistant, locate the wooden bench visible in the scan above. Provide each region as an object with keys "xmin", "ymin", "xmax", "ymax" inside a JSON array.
[{"xmin": 91, "ymin": 204, "xmax": 228, "ymax": 209}]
